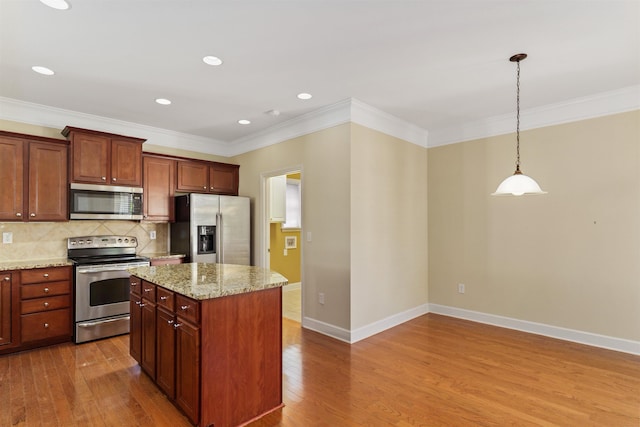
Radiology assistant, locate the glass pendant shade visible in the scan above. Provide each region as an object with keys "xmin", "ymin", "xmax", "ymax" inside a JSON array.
[{"xmin": 492, "ymin": 169, "xmax": 547, "ymax": 196}]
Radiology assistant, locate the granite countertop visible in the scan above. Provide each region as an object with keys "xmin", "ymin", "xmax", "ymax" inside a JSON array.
[
  {"xmin": 128, "ymin": 263, "xmax": 288, "ymax": 300},
  {"xmin": 0, "ymin": 258, "xmax": 74, "ymax": 272},
  {"xmin": 140, "ymin": 253, "xmax": 186, "ymax": 260}
]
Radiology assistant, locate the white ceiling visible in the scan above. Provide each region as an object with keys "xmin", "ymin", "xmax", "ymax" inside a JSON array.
[{"xmin": 1, "ymin": 0, "xmax": 639, "ymax": 154}]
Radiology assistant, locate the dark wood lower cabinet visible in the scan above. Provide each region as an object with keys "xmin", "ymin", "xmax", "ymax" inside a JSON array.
[
  {"xmin": 175, "ymin": 318, "xmax": 200, "ymax": 423},
  {"xmin": 129, "ymin": 293, "xmax": 142, "ymax": 363},
  {"xmin": 141, "ymin": 299, "xmax": 156, "ymax": 379},
  {"xmin": 156, "ymin": 307, "xmax": 176, "ymax": 399}
]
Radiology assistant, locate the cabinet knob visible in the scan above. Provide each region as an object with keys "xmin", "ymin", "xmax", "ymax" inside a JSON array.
[
  {"xmin": 173, "ymin": 323, "xmax": 182, "ymax": 329},
  {"xmin": 44, "ymin": 323, "xmax": 49, "ymax": 328},
  {"xmin": 135, "ymin": 301, "xmax": 141, "ymax": 305},
  {"xmin": 101, "ymin": 176, "xmax": 106, "ymax": 181},
  {"xmin": 144, "ymin": 288, "xmax": 152, "ymax": 293},
  {"xmin": 16, "ymin": 212, "xmax": 22, "ymax": 217},
  {"xmin": 44, "ymin": 302, "xmax": 49, "ymax": 308},
  {"xmin": 180, "ymin": 305, "xmax": 189, "ymax": 311},
  {"xmin": 3, "ymin": 277, "xmax": 9, "ymax": 281},
  {"xmin": 167, "ymin": 319, "xmax": 174, "ymax": 325},
  {"xmin": 203, "ymin": 186, "xmax": 207, "ymax": 190},
  {"xmin": 43, "ymin": 273, "xmax": 49, "ymax": 278},
  {"xmin": 131, "ymin": 282, "xmax": 138, "ymax": 286},
  {"xmin": 30, "ymin": 213, "xmax": 36, "ymax": 217},
  {"xmin": 160, "ymin": 296, "xmax": 168, "ymax": 301},
  {"xmin": 139, "ymin": 303, "xmax": 146, "ymax": 307},
  {"xmin": 112, "ymin": 177, "xmax": 117, "ymax": 182},
  {"xmin": 43, "ymin": 287, "xmax": 49, "ymax": 293}
]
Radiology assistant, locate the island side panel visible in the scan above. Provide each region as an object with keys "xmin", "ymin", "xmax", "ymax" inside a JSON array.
[{"xmin": 200, "ymin": 286, "xmax": 283, "ymax": 427}]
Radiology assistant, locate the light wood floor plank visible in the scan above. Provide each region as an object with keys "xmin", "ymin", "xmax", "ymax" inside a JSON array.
[{"xmin": 0, "ymin": 313, "xmax": 638, "ymax": 426}]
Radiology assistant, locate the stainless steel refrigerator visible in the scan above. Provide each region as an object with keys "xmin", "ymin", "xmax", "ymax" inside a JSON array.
[{"xmin": 170, "ymin": 194, "xmax": 250, "ymax": 265}]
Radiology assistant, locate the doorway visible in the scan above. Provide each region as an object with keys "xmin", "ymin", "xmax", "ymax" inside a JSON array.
[{"xmin": 264, "ymin": 169, "xmax": 302, "ymax": 323}]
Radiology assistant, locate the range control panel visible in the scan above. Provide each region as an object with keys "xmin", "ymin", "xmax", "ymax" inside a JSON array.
[{"xmin": 67, "ymin": 235, "xmax": 138, "ymax": 249}]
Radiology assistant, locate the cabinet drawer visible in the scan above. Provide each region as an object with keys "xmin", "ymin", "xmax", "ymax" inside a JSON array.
[
  {"xmin": 21, "ymin": 295, "xmax": 70, "ymax": 314},
  {"xmin": 130, "ymin": 276, "xmax": 142, "ymax": 296},
  {"xmin": 22, "ymin": 267, "xmax": 71, "ymax": 284},
  {"xmin": 142, "ymin": 281, "xmax": 156, "ymax": 302},
  {"xmin": 21, "ymin": 309, "xmax": 71, "ymax": 342},
  {"xmin": 157, "ymin": 287, "xmax": 175, "ymax": 311},
  {"xmin": 175, "ymin": 294, "xmax": 199, "ymax": 324},
  {"xmin": 21, "ymin": 281, "xmax": 70, "ymax": 299}
]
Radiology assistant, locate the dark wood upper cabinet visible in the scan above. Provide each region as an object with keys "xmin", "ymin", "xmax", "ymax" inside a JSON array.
[
  {"xmin": 176, "ymin": 159, "xmax": 239, "ymax": 195},
  {"xmin": 62, "ymin": 126, "xmax": 145, "ymax": 187},
  {"xmin": 143, "ymin": 155, "xmax": 175, "ymax": 221},
  {"xmin": 0, "ymin": 132, "xmax": 68, "ymax": 222}
]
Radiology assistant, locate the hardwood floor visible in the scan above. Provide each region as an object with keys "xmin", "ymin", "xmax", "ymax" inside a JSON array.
[{"xmin": 1, "ymin": 314, "xmax": 639, "ymax": 426}]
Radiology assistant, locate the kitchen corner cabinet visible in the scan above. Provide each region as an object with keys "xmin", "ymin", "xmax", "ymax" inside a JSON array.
[
  {"xmin": 176, "ymin": 160, "xmax": 239, "ymax": 196},
  {"xmin": 143, "ymin": 155, "xmax": 175, "ymax": 221},
  {"xmin": 62, "ymin": 126, "xmax": 145, "ymax": 187},
  {"xmin": 0, "ymin": 132, "xmax": 68, "ymax": 222}
]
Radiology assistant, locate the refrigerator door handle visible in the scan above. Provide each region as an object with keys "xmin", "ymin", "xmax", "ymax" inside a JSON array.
[{"xmin": 217, "ymin": 212, "xmax": 222, "ymax": 263}]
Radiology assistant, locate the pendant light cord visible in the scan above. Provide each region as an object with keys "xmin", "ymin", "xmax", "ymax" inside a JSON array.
[{"xmin": 515, "ymin": 59, "xmax": 521, "ymax": 174}]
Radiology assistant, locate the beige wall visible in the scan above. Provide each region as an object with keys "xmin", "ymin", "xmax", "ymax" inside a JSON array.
[
  {"xmin": 350, "ymin": 124, "xmax": 428, "ymax": 329},
  {"xmin": 428, "ymin": 110, "xmax": 640, "ymax": 341},
  {"xmin": 232, "ymin": 124, "xmax": 352, "ymax": 329}
]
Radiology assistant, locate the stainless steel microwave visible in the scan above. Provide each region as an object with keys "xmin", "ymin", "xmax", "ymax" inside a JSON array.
[{"xmin": 69, "ymin": 183, "xmax": 143, "ymax": 220}]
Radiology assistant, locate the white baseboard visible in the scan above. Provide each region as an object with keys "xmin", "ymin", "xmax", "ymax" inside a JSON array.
[
  {"xmin": 282, "ymin": 282, "xmax": 301, "ymax": 292},
  {"xmin": 429, "ymin": 304, "xmax": 640, "ymax": 356},
  {"xmin": 301, "ymin": 303, "xmax": 430, "ymax": 344}
]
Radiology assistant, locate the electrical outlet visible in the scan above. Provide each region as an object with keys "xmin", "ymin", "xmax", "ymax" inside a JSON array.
[
  {"xmin": 318, "ymin": 292, "xmax": 325, "ymax": 305},
  {"xmin": 2, "ymin": 232, "xmax": 12, "ymax": 244},
  {"xmin": 458, "ymin": 283, "xmax": 465, "ymax": 294},
  {"xmin": 150, "ymin": 230, "xmax": 156, "ymax": 240},
  {"xmin": 283, "ymin": 248, "xmax": 288, "ymax": 256},
  {"xmin": 307, "ymin": 232, "xmax": 312, "ymax": 242}
]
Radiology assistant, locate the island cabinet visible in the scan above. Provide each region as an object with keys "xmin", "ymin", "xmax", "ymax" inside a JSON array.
[
  {"xmin": 176, "ymin": 160, "xmax": 239, "ymax": 196},
  {"xmin": 0, "ymin": 132, "xmax": 68, "ymax": 222},
  {"xmin": 0, "ymin": 272, "xmax": 18, "ymax": 349},
  {"xmin": 130, "ymin": 278, "xmax": 156, "ymax": 379},
  {"xmin": 62, "ymin": 126, "xmax": 145, "ymax": 187},
  {"xmin": 128, "ymin": 263, "xmax": 286, "ymax": 427}
]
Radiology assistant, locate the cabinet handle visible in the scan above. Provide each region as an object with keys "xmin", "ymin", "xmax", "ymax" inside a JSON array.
[
  {"xmin": 16, "ymin": 212, "xmax": 22, "ymax": 217},
  {"xmin": 43, "ymin": 287, "xmax": 49, "ymax": 293},
  {"xmin": 180, "ymin": 305, "xmax": 189, "ymax": 311},
  {"xmin": 43, "ymin": 273, "xmax": 49, "ymax": 278},
  {"xmin": 3, "ymin": 277, "xmax": 9, "ymax": 281},
  {"xmin": 160, "ymin": 296, "xmax": 168, "ymax": 300},
  {"xmin": 44, "ymin": 323, "xmax": 49, "ymax": 328},
  {"xmin": 30, "ymin": 213, "xmax": 36, "ymax": 217},
  {"xmin": 131, "ymin": 282, "xmax": 138, "ymax": 286},
  {"xmin": 101, "ymin": 176, "xmax": 106, "ymax": 181},
  {"xmin": 135, "ymin": 301, "xmax": 141, "ymax": 306},
  {"xmin": 173, "ymin": 323, "xmax": 182, "ymax": 329},
  {"xmin": 139, "ymin": 303, "xmax": 146, "ymax": 307},
  {"xmin": 167, "ymin": 319, "xmax": 174, "ymax": 325},
  {"xmin": 144, "ymin": 288, "xmax": 152, "ymax": 293},
  {"xmin": 44, "ymin": 302, "xmax": 49, "ymax": 308}
]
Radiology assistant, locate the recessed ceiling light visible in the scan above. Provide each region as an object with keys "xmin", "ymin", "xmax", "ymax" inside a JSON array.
[
  {"xmin": 297, "ymin": 93, "xmax": 312, "ymax": 100},
  {"xmin": 203, "ymin": 56, "xmax": 223, "ymax": 66},
  {"xmin": 238, "ymin": 119, "xmax": 251, "ymax": 125},
  {"xmin": 39, "ymin": 0, "xmax": 70, "ymax": 10},
  {"xmin": 155, "ymin": 98, "xmax": 172, "ymax": 105},
  {"xmin": 32, "ymin": 66, "xmax": 55, "ymax": 76}
]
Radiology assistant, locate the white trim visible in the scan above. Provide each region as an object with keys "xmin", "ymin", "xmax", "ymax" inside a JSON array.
[
  {"xmin": 282, "ymin": 282, "xmax": 301, "ymax": 292},
  {"xmin": 429, "ymin": 304, "xmax": 640, "ymax": 356},
  {"xmin": 349, "ymin": 303, "xmax": 430, "ymax": 344},
  {"xmin": 0, "ymin": 96, "xmax": 232, "ymax": 156},
  {"xmin": 428, "ymin": 85, "xmax": 640, "ymax": 147},
  {"xmin": 302, "ymin": 316, "xmax": 351, "ymax": 343}
]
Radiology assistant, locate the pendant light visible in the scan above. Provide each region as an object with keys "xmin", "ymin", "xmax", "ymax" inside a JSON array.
[{"xmin": 492, "ymin": 53, "xmax": 547, "ymax": 196}]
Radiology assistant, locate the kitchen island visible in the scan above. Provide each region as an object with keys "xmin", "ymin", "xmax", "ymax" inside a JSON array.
[{"xmin": 128, "ymin": 263, "xmax": 288, "ymax": 427}]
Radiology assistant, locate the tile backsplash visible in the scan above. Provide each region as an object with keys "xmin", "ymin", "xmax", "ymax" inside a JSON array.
[{"xmin": 0, "ymin": 221, "xmax": 168, "ymax": 262}]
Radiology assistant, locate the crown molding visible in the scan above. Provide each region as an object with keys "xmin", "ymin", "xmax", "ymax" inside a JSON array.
[
  {"xmin": 0, "ymin": 97, "xmax": 230, "ymax": 156},
  {"xmin": 428, "ymin": 85, "xmax": 640, "ymax": 147}
]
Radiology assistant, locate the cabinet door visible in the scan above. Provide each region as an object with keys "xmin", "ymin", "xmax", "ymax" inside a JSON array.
[
  {"xmin": 141, "ymin": 300, "xmax": 157, "ymax": 379},
  {"xmin": 176, "ymin": 161, "xmax": 209, "ymax": 193},
  {"xmin": 156, "ymin": 308, "xmax": 176, "ymax": 399},
  {"xmin": 143, "ymin": 156, "xmax": 175, "ymax": 221},
  {"xmin": 176, "ymin": 320, "xmax": 200, "ymax": 424},
  {"xmin": 0, "ymin": 137, "xmax": 24, "ymax": 221},
  {"xmin": 268, "ymin": 175, "xmax": 286, "ymax": 222},
  {"xmin": 209, "ymin": 163, "xmax": 239, "ymax": 195},
  {"xmin": 129, "ymin": 293, "xmax": 142, "ymax": 363},
  {"xmin": 28, "ymin": 142, "xmax": 68, "ymax": 221},
  {"xmin": 0, "ymin": 274, "xmax": 12, "ymax": 346},
  {"xmin": 111, "ymin": 139, "xmax": 142, "ymax": 186},
  {"xmin": 71, "ymin": 133, "xmax": 109, "ymax": 184}
]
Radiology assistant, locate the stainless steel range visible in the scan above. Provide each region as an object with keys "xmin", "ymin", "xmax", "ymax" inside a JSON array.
[{"xmin": 68, "ymin": 235, "xmax": 150, "ymax": 343}]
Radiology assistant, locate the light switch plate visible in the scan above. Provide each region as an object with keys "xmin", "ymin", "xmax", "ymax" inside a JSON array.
[
  {"xmin": 150, "ymin": 230, "xmax": 157, "ymax": 240},
  {"xmin": 3, "ymin": 232, "xmax": 13, "ymax": 244}
]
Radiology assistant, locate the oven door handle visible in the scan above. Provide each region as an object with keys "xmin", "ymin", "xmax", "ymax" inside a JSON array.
[
  {"xmin": 77, "ymin": 316, "xmax": 131, "ymax": 328},
  {"xmin": 76, "ymin": 263, "xmax": 149, "ymax": 274}
]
